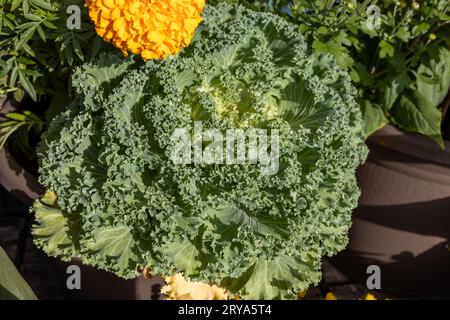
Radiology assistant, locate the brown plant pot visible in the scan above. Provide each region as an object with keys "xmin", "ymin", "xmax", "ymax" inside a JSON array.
[{"xmin": 332, "ymin": 124, "xmax": 450, "ymax": 297}]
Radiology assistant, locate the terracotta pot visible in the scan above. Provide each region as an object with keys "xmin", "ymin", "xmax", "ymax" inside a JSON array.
[{"xmin": 332, "ymin": 124, "xmax": 450, "ymax": 297}]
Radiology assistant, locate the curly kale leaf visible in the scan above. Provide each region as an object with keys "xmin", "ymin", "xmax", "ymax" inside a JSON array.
[{"xmin": 33, "ymin": 4, "xmax": 367, "ymax": 299}]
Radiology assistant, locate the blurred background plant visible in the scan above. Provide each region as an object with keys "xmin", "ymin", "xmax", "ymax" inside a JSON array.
[
  {"xmin": 224, "ymin": 0, "xmax": 450, "ymax": 146},
  {"xmin": 0, "ymin": 0, "xmax": 110, "ymax": 160}
]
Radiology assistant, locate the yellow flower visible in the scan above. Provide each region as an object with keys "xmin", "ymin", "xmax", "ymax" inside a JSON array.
[
  {"xmin": 325, "ymin": 292, "xmax": 337, "ymax": 300},
  {"xmin": 85, "ymin": 0, "xmax": 205, "ymax": 60},
  {"xmin": 363, "ymin": 293, "xmax": 377, "ymax": 300},
  {"xmin": 161, "ymin": 273, "xmax": 228, "ymax": 300},
  {"xmin": 42, "ymin": 191, "xmax": 57, "ymax": 207}
]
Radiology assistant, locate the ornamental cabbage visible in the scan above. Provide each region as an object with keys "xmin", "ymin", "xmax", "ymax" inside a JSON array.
[{"xmin": 32, "ymin": 4, "xmax": 367, "ymax": 299}]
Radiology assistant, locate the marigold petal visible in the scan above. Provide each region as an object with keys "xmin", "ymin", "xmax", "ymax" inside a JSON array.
[
  {"xmin": 85, "ymin": 0, "xmax": 205, "ymax": 60},
  {"xmin": 101, "ymin": 0, "xmax": 115, "ymax": 9}
]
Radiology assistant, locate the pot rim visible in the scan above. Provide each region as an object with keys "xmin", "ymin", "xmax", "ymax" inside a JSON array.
[{"xmin": 369, "ymin": 124, "xmax": 450, "ymax": 167}]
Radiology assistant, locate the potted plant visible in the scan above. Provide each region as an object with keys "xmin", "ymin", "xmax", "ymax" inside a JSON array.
[
  {"xmin": 233, "ymin": 0, "xmax": 450, "ymax": 295},
  {"xmin": 29, "ymin": 3, "xmax": 367, "ymax": 299}
]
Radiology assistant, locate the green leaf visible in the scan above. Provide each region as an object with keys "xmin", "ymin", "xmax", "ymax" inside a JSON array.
[
  {"xmin": 82, "ymin": 57, "xmax": 132, "ymax": 87},
  {"xmin": 12, "ymin": 88, "xmax": 25, "ymax": 102},
  {"xmin": 0, "ymin": 121, "xmax": 18, "ymax": 129},
  {"xmin": 72, "ymin": 38, "xmax": 83, "ymax": 61},
  {"xmin": 312, "ymin": 39, "xmax": 328, "ymax": 54},
  {"xmin": 382, "ymin": 73, "xmax": 411, "ymax": 110},
  {"xmin": 64, "ymin": 46, "xmax": 73, "ymax": 65},
  {"xmin": 351, "ymin": 62, "xmax": 373, "ymax": 85},
  {"xmin": 313, "ymin": 39, "xmax": 354, "ymax": 69},
  {"xmin": 379, "ymin": 40, "xmax": 394, "ymax": 59},
  {"xmin": 316, "ymin": 26, "xmax": 329, "ymax": 35},
  {"xmin": 9, "ymin": 67, "xmax": 18, "ymax": 87},
  {"xmin": 332, "ymin": 48, "xmax": 354, "ymax": 69},
  {"xmin": 359, "ymin": 20, "xmax": 378, "ymax": 37},
  {"xmin": 30, "ymin": 0, "xmax": 53, "ymax": 10},
  {"xmin": 42, "ymin": 19, "xmax": 57, "ymax": 29},
  {"xmin": 11, "ymin": 0, "xmax": 22, "ymax": 11},
  {"xmin": 279, "ymin": 74, "xmax": 334, "ymax": 130},
  {"xmin": 222, "ymin": 255, "xmax": 321, "ymax": 299},
  {"xmin": 391, "ymin": 91, "xmax": 444, "ymax": 148},
  {"xmin": 210, "ymin": 202, "xmax": 290, "ymax": 241},
  {"xmin": 166, "ymin": 240, "xmax": 202, "ymax": 276},
  {"xmin": 87, "ymin": 226, "xmax": 136, "ymax": 275},
  {"xmin": 360, "ymin": 100, "xmax": 388, "ymax": 137},
  {"xmin": 22, "ymin": 0, "xmax": 29, "ymax": 15},
  {"xmin": 15, "ymin": 25, "xmax": 36, "ymax": 50},
  {"xmin": 5, "ymin": 112, "xmax": 26, "ymax": 121},
  {"xmin": 412, "ymin": 22, "xmax": 430, "ymax": 36},
  {"xmin": 16, "ymin": 22, "xmax": 37, "ymax": 30},
  {"xmin": 36, "ymin": 24, "xmax": 46, "ymax": 42},
  {"xmin": 0, "ymin": 247, "xmax": 37, "ymax": 300},
  {"xmin": 335, "ymin": 30, "xmax": 351, "ymax": 47},
  {"xmin": 19, "ymin": 71, "xmax": 37, "ymax": 101},
  {"xmin": 396, "ymin": 27, "xmax": 410, "ymax": 42},
  {"xmin": 416, "ymin": 47, "xmax": 450, "ymax": 107},
  {"xmin": 23, "ymin": 14, "xmax": 41, "ymax": 22},
  {"xmin": 32, "ymin": 197, "xmax": 79, "ymax": 256},
  {"xmin": 21, "ymin": 43, "xmax": 35, "ymax": 57},
  {"xmin": 0, "ymin": 121, "xmax": 24, "ymax": 149}
]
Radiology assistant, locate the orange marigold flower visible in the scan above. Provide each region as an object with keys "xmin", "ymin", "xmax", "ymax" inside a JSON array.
[{"xmin": 85, "ymin": 0, "xmax": 205, "ymax": 60}]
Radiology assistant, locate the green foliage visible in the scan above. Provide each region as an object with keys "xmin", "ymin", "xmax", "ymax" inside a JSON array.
[
  {"xmin": 226, "ymin": 0, "xmax": 450, "ymax": 146},
  {"xmin": 0, "ymin": 0, "xmax": 103, "ymax": 101},
  {"xmin": 0, "ymin": 109, "xmax": 43, "ymax": 150},
  {"xmin": 0, "ymin": 246, "xmax": 37, "ymax": 300},
  {"xmin": 33, "ymin": 4, "xmax": 367, "ymax": 299},
  {"xmin": 32, "ymin": 191, "xmax": 80, "ymax": 258},
  {"xmin": 0, "ymin": 0, "xmax": 111, "ymax": 155}
]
